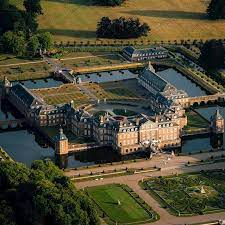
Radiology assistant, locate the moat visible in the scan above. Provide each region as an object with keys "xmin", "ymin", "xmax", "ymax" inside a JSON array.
[{"xmin": 0, "ymin": 68, "xmax": 223, "ymax": 168}]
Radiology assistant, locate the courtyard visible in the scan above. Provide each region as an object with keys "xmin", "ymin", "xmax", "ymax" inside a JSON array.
[
  {"xmin": 32, "ymin": 78, "xmax": 151, "ymax": 108},
  {"xmin": 86, "ymin": 184, "xmax": 158, "ymax": 224},
  {"xmin": 142, "ymin": 170, "xmax": 225, "ymax": 216}
]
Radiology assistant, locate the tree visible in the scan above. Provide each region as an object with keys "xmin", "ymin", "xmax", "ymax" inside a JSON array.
[
  {"xmin": 0, "ymin": 0, "xmax": 9, "ymax": 9},
  {"xmin": 199, "ymin": 40, "xmax": 225, "ymax": 69},
  {"xmin": 0, "ymin": 5, "xmax": 22, "ymax": 35},
  {"xmin": 0, "ymin": 161, "xmax": 30, "ymax": 190},
  {"xmin": 207, "ymin": 0, "xmax": 225, "ymax": 19},
  {"xmin": 27, "ymin": 35, "xmax": 40, "ymax": 56},
  {"xmin": 93, "ymin": 0, "xmax": 125, "ymax": 6},
  {"xmin": 0, "ymin": 160, "xmax": 100, "ymax": 225},
  {"xmin": 23, "ymin": 0, "xmax": 43, "ymax": 15},
  {"xmin": 38, "ymin": 32, "xmax": 53, "ymax": 50},
  {"xmin": 96, "ymin": 17, "xmax": 150, "ymax": 39}
]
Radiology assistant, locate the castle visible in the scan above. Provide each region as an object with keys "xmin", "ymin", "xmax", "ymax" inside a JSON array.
[{"xmin": 1, "ymin": 63, "xmax": 224, "ymax": 156}]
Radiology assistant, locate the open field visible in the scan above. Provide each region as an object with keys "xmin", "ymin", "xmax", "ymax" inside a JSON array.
[
  {"xmin": 86, "ymin": 184, "xmax": 157, "ymax": 224},
  {"xmin": 143, "ymin": 170, "xmax": 225, "ymax": 216},
  {"xmin": 10, "ymin": 0, "xmax": 225, "ymax": 42}
]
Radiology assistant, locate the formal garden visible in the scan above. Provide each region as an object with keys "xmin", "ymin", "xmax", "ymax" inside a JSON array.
[
  {"xmin": 113, "ymin": 108, "xmax": 137, "ymax": 117},
  {"xmin": 86, "ymin": 184, "xmax": 158, "ymax": 225},
  {"xmin": 142, "ymin": 170, "xmax": 225, "ymax": 216},
  {"xmin": 0, "ymin": 61, "xmax": 51, "ymax": 81}
]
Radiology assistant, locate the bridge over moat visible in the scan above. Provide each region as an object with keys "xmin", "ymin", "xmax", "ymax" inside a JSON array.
[
  {"xmin": 176, "ymin": 93, "xmax": 225, "ymax": 108},
  {"xmin": 0, "ymin": 118, "xmax": 26, "ymax": 130}
]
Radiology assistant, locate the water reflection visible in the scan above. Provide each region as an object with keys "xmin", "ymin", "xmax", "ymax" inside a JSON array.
[
  {"xmin": 12, "ymin": 78, "xmax": 64, "ymax": 89},
  {"xmin": 0, "ymin": 130, "xmax": 54, "ymax": 166},
  {"xmin": 0, "ymin": 99, "xmax": 22, "ymax": 121},
  {"xmin": 180, "ymin": 105, "xmax": 225, "ymax": 153},
  {"xmin": 56, "ymin": 148, "xmax": 150, "ymax": 169},
  {"xmin": 158, "ymin": 68, "xmax": 207, "ymax": 97}
]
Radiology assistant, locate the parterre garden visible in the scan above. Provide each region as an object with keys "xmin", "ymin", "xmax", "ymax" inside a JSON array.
[
  {"xmin": 86, "ymin": 184, "xmax": 158, "ymax": 225},
  {"xmin": 0, "ymin": 61, "xmax": 51, "ymax": 81},
  {"xmin": 61, "ymin": 54, "xmax": 126, "ymax": 69},
  {"xmin": 142, "ymin": 170, "xmax": 225, "ymax": 216},
  {"xmin": 32, "ymin": 81, "xmax": 144, "ymax": 106}
]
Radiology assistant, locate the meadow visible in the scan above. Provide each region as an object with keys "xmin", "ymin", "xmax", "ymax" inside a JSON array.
[{"xmin": 10, "ymin": 0, "xmax": 225, "ymax": 42}]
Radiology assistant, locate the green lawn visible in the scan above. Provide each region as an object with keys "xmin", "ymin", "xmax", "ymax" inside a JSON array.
[
  {"xmin": 86, "ymin": 184, "xmax": 155, "ymax": 224},
  {"xmin": 113, "ymin": 108, "xmax": 137, "ymax": 117},
  {"xmin": 10, "ymin": 0, "xmax": 225, "ymax": 42},
  {"xmin": 142, "ymin": 170, "xmax": 225, "ymax": 216},
  {"xmin": 185, "ymin": 110, "xmax": 209, "ymax": 130}
]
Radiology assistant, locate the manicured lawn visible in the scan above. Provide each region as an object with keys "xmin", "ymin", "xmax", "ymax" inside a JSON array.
[
  {"xmin": 113, "ymin": 108, "xmax": 137, "ymax": 117},
  {"xmin": 185, "ymin": 110, "xmax": 209, "ymax": 130},
  {"xmin": 142, "ymin": 170, "xmax": 225, "ymax": 216},
  {"xmin": 86, "ymin": 184, "xmax": 156, "ymax": 224},
  {"xmin": 10, "ymin": 0, "xmax": 225, "ymax": 42}
]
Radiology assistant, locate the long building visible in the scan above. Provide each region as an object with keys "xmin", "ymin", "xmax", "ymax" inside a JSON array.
[{"xmin": 122, "ymin": 46, "xmax": 168, "ymax": 62}]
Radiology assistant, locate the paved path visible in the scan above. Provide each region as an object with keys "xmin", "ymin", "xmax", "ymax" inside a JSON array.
[
  {"xmin": 0, "ymin": 60, "xmax": 44, "ymax": 67},
  {"xmin": 65, "ymin": 150, "xmax": 225, "ymax": 177},
  {"xmin": 75, "ymin": 162, "xmax": 225, "ymax": 225},
  {"xmin": 0, "ymin": 53, "xmax": 118, "ymax": 68}
]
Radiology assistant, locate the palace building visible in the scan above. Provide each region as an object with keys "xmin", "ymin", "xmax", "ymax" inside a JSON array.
[
  {"xmin": 1, "ymin": 64, "xmax": 223, "ymax": 156},
  {"xmin": 122, "ymin": 46, "xmax": 168, "ymax": 62}
]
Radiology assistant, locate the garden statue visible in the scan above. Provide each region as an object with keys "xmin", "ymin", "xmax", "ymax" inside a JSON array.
[
  {"xmin": 200, "ymin": 186, "xmax": 206, "ymax": 194},
  {"xmin": 118, "ymin": 200, "xmax": 121, "ymax": 205}
]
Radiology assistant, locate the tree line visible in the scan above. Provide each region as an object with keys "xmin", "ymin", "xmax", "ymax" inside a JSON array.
[
  {"xmin": 0, "ymin": 160, "xmax": 100, "ymax": 225},
  {"xmin": 199, "ymin": 39, "xmax": 225, "ymax": 70},
  {"xmin": 0, "ymin": 0, "xmax": 52, "ymax": 57}
]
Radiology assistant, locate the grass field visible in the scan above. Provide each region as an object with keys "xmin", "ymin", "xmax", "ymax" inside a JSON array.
[
  {"xmin": 143, "ymin": 170, "xmax": 225, "ymax": 216},
  {"xmin": 10, "ymin": 0, "xmax": 225, "ymax": 42},
  {"xmin": 86, "ymin": 184, "xmax": 156, "ymax": 224},
  {"xmin": 185, "ymin": 110, "xmax": 209, "ymax": 130}
]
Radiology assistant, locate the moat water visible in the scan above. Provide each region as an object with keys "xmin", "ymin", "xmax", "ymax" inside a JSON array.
[
  {"xmin": 158, "ymin": 68, "xmax": 207, "ymax": 97},
  {"xmin": 0, "ymin": 68, "xmax": 222, "ymax": 168},
  {"xmin": 13, "ymin": 78, "xmax": 64, "ymax": 89}
]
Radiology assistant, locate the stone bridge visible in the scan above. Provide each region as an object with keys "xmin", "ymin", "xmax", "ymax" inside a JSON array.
[
  {"xmin": 188, "ymin": 93, "xmax": 225, "ymax": 107},
  {"xmin": 176, "ymin": 93, "xmax": 225, "ymax": 108},
  {"xmin": 0, "ymin": 118, "xmax": 26, "ymax": 129},
  {"xmin": 68, "ymin": 142, "xmax": 101, "ymax": 153}
]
